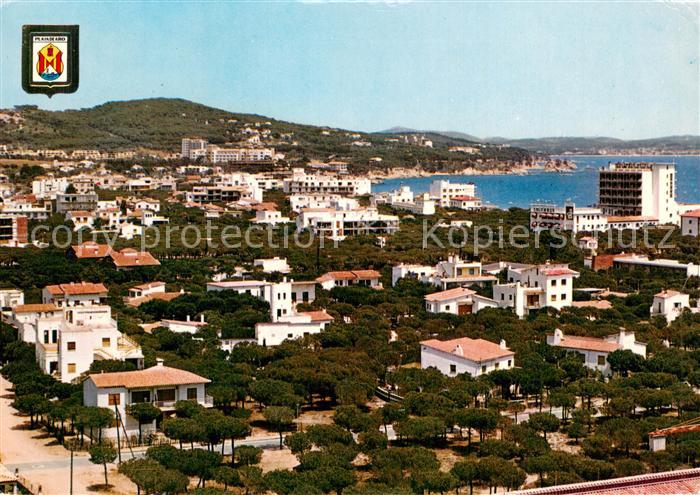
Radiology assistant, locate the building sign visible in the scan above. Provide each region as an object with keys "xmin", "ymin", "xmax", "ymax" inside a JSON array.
[{"xmin": 22, "ymin": 25, "xmax": 79, "ymax": 97}]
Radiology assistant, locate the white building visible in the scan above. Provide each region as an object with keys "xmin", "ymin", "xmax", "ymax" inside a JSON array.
[
  {"xmin": 650, "ymin": 290, "xmax": 691, "ymax": 324},
  {"xmin": 283, "ymin": 168, "xmax": 371, "ymax": 196},
  {"xmin": 392, "ymin": 255, "xmax": 497, "ymax": 289},
  {"xmin": 547, "ymin": 328, "xmax": 646, "ymax": 376},
  {"xmin": 254, "ymin": 209, "xmax": 291, "ymax": 226},
  {"xmin": 160, "ymin": 315, "xmax": 208, "ymax": 334},
  {"xmin": 207, "ymin": 278, "xmax": 306, "ymax": 322},
  {"xmin": 429, "ymin": 180, "xmax": 478, "ymax": 207},
  {"xmin": 66, "ymin": 210, "xmax": 95, "ymax": 231},
  {"xmin": 31, "ymin": 304, "xmax": 143, "ymax": 383},
  {"xmin": 530, "ymin": 202, "xmax": 608, "ymax": 233},
  {"xmin": 493, "ymin": 263, "xmax": 579, "ymax": 318},
  {"xmin": 316, "ymin": 270, "xmax": 382, "ymax": 291},
  {"xmin": 255, "ymin": 310, "xmax": 333, "ymax": 346},
  {"xmin": 373, "ymin": 186, "xmax": 436, "ymax": 215},
  {"xmin": 449, "ymin": 196, "xmax": 482, "ymax": 211},
  {"xmin": 296, "ymin": 207, "xmax": 399, "ymax": 241},
  {"xmin": 421, "ymin": 337, "xmax": 515, "ymax": 377},
  {"xmin": 181, "ymin": 138, "xmax": 209, "ymax": 159},
  {"xmin": 253, "ymin": 257, "xmax": 291, "ymax": 274},
  {"xmin": 42, "ymin": 282, "xmax": 108, "ymax": 308},
  {"xmin": 0, "ymin": 288, "xmax": 24, "ymax": 312},
  {"xmin": 10, "ymin": 303, "xmax": 62, "ymax": 343},
  {"xmin": 598, "ymin": 162, "xmax": 679, "ymax": 225},
  {"xmin": 682, "ymin": 210, "xmax": 700, "ymax": 237},
  {"xmin": 289, "ymin": 194, "xmax": 359, "ymax": 213},
  {"xmin": 424, "ymin": 287, "xmax": 498, "ymax": 315},
  {"xmin": 83, "ymin": 359, "xmax": 212, "ymax": 439},
  {"xmin": 32, "ymin": 176, "xmax": 69, "ymax": 199}
]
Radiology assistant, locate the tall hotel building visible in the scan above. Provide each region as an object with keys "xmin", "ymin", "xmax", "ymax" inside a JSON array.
[{"xmin": 598, "ymin": 162, "xmax": 679, "ymax": 225}]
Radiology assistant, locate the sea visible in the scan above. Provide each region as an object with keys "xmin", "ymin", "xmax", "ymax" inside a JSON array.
[{"xmin": 373, "ymin": 155, "xmax": 700, "ymax": 209}]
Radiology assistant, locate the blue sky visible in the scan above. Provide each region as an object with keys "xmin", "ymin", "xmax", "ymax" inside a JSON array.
[{"xmin": 1, "ymin": 1, "xmax": 698, "ymax": 139}]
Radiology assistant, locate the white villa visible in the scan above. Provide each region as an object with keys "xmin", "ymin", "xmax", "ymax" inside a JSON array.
[
  {"xmin": 546, "ymin": 328, "xmax": 646, "ymax": 376},
  {"xmin": 493, "ymin": 263, "xmax": 579, "ymax": 318},
  {"xmin": 253, "ymin": 257, "xmax": 291, "ymax": 274},
  {"xmin": 392, "ymin": 255, "xmax": 497, "ymax": 289},
  {"xmin": 316, "ymin": 270, "xmax": 382, "ymax": 291},
  {"xmin": 650, "ymin": 290, "xmax": 692, "ymax": 324},
  {"xmin": 421, "ymin": 337, "xmax": 515, "ymax": 377},
  {"xmin": 83, "ymin": 359, "xmax": 212, "ymax": 439},
  {"xmin": 255, "ymin": 310, "xmax": 334, "ymax": 346},
  {"xmin": 424, "ymin": 287, "xmax": 498, "ymax": 315}
]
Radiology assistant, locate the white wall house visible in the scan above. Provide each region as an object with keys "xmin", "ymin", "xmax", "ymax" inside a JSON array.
[
  {"xmin": 128, "ymin": 282, "xmax": 166, "ymax": 299},
  {"xmin": 83, "ymin": 359, "xmax": 212, "ymax": 439},
  {"xmin": 316, "ymin": 270, "xmax": 382, "ymax": 291},
  {"xmin": 296, "ymin": 207, "xmax": 399, "ymax": 241},
  {"xmin": 546, "ymin": 328, "xmax": 646, "ymax": 376},
  {"xmin": 289, "ymin": 194, "xmax": 359, "ymax": 213},
  {"xmin": 530, "ymin": 202, "xmax": 608, "ymax": 233},
  {"xmin": 425, "ymin": 287, "xmax": 498, "ymax": 315},
  {"xmin": 392, "ymin": 256, "xmax": 497, "ymax": 289},
  {"xmin": 254, "ymin": 210, "xmax": 291, "ymax": 226},
  {"xmin": 253, "ymin": 257, "xmax": 291, "ymax": 274},
  {"xmin": 682, "ymin": 210, "xmax": 700, "ymax": 237},
  {"xmin": 207, "ymin": 278, "xmax": 307, "ymax": 322},
  {"xmin": 255, "ymin": 310, "xmax": 333, "ymax": 346},
  {"xmin": 42, "ymin": 282, "xmax": 108, "ymax": 307},
  {"xmin": 10, "ymin": 303, "xmax": 62, "ymax": 343},
  {"xmin": 493, "ymin": 263, "xmax": 579, "ymax": 318},
  {"xmin": 0, "ymin": 288, "xmax": 24, "ymax": 311},
  {"xmin": 35, "ymin": 304, "xmax": 143, "ymax": 383},
  {"xmin": 429, "ymin": 180, "xmax": 478, "ymax": 208},
  {"xmin": 283, "ymin": 168, "xmax": 371, "ymax": 196},
  {"xmin": 650, "ymin": 290, "xmax": 691, "ymax": 324},
  {"xmin": 160, "ymin": 315, "xmax": 208, "ymax": 334},
  {"xmin": 373, "ymin": 186, "xmax": 436, "ymax": 215},
  {"xmin": 421, "ymin": 337, "xmax": 515, "ymax": 377}
]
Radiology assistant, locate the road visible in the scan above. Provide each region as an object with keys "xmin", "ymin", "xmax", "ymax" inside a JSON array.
[{"xmin": 4, "ymin": 435, "xmax": 282, "ymax": 472}]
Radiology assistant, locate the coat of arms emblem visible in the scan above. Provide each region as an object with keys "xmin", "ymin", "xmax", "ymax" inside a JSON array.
[{"xmin": 22, "ymin": 25, "xmax": 79, "ymax": 97}]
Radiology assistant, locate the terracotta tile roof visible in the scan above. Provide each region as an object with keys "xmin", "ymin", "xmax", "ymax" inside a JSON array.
[
  {"xmin": 607, "ymin": 215, "xmax": 657, "ymax": 223},
  {"xmin": 655, "ymin": 289, "xmax": 683, "ymax": 299},
  {"xmin": 682, "ymin": 209, "xmax": 700, "ymax": 218},
  {"xmin": 132, "ymin": 281, "xmax": 166, "ymax": 290},
  {"xmin": 0, "ymin": 463, "xmax": 18, "ymax": 484},
  {"xmin": 46, "ymin": 282, "xmax": 108, "ymax": 296},
  {"xmin": 316, "ymin": 270, "xmax": 381, "ymax": 282},
  {"xmin": 125, "ymin": 292, "xmax": 181, "ymax": 307},
  {"xmin": 72, "ymin": 242, "xmax": 113, "ymax": 258},
  {"xmin": 549, "ymin": 334, "xmax": 620, "ymax": 353},
  {"xmin": 572, "ymin": 300, "xmax": 613, "ymax": 310},
  {"xmin": 301, "ymin": 310, "xmax": 334, "ymax": 322},
  {"xmin": 88, "ymin": 364, "xmax": 210, "ymax": 389},
  {"xmin": 541, "ymin": 267, "xmax": 579, "ymax": 277},
  {"xmin": 511, "ymin": 467, "xmax": 700, "ymax": 494},
  {"xmin": 110, "ymin": 249, "xmax": 160, "ymax": 267},
  {"xmin": 451, "ymin": 195, "xmax": 480, "ymax": 201},
  {"xmin": 425, "ymin": 287, "xmax": 475, "ymax": 302},
  {"xmin": 67, "ymin": 210, "xmax": 93, "ymax": 217},
  {"xmin": 13, "ymin": 303, "xmax": 59, "ymax": 313},
  {"xmin": 421, "ymin": 337, "xmax": 513, "ymax": 362}
]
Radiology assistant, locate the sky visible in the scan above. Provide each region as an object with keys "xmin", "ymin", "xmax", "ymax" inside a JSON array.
[{"xmin": 0, "ymin": 1, "xmax": 698, "ymax": 139}]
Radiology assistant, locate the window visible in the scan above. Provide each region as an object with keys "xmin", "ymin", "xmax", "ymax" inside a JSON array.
[
  {"xmin": 108, "ymin": 393, "xmax": 120, "ymax": 406},
  {"xmin": 495, "ymin": 362, "xmax": 500, "ymax": 370},
  {"xmin": 131, "ymin": 390, "xmax": 151, "ymax": 403},
  {"xmin": 597, "ymin": 355, "xmax": 606, "ymax": 366},
  {"xmin": 67, "ymin": 341, "xmax": 76, "ymax": 351},
  {"xmin": 550, "ymin": 295, "xmax": 557, "ymax": 302},
  {"xmin": 507, "ymin": 360, "xmax": 512, "ymax": 367},
  {"xmin": 287, "ymin": 333, "xmax": 293, "ymax": 338},
  {"xmin": 449, "ymin": 364, "xmax": 456, "ymax": 374},
  {"xmin": 481, "ymin": 365, "xmax": 487, "ymax": 373},
  {"xmin": 550, "ymin": 279, "xmax": 556, "ymax": 287},
  {"xmin": 561, "ymin": 279, "xmax": 567, "ymax": 286},
  {"xmin": 561, "ymin": 294, "xmax": 567, "ymax": 300},
  {"xmin": 445, "ymin": 305, "xmax": 450, "ymax": 311},
  {"xmin": 186, "ymin": 387, "xmax": 198, "ymax": 400},
  {"xmin": 43, "ymin": 331, "xmax": 49, "ymax": 344},
  {"xmin": 500, "ymin": 294, "xmax": 505, "ymax": 301},
  {"xmin": 52, "ymin": 329, "xmax": 58, "ymax": 343},
  {"xmin": 102, "ymin": 337, "xmax": 110, "ymax": 347},
  {"xmin": 67, "ymin": 363, "xmax": 76, "ymax": 373},
  {"xmin": 157, "ymin": 389, "xmax": 176, "ymax": 403}
]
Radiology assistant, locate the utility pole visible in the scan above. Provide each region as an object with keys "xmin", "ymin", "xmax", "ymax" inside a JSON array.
[
  {"xmin": 69, "ymin": 448, "xmax": 74, "ymax": 495},
  {"xmin": 114, "ymin": 404, "xmax": 122, "ymax": 464}
]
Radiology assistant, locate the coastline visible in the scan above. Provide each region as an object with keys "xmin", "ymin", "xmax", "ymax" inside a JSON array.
[{"xmin": 366, "ymin": 164, "xmax": 572, "ymax": 181}]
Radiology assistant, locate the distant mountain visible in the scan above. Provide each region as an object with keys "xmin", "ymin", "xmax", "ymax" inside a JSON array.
[
  {"xmin": 379, "ymin": 127, "xmax": 482, "ymax": 143},
  {"xmin": 381, "ymin": 126, "xmax": 700, "ymax": 154},
  {"xmin": 0, "ymin": 98, "xmax": 532, "ymax": 169}
]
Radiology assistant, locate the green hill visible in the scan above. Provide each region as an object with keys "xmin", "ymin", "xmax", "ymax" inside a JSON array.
[{"xmin": 0, "ymin": 98, "xmax": 533, "ymax": 170}]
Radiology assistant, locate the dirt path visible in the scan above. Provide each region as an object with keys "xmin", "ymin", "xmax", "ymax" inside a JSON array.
[{"xmin": 0, "ymin": 375, "xmax": 134, "ymax": 495}]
